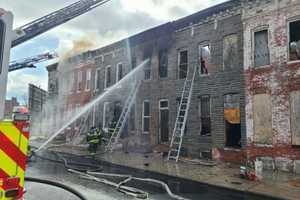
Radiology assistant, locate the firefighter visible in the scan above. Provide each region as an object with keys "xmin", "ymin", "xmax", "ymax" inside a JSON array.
[{"xmin": 86, "ymin": 126, "xmax": 102, "ymax": 156}]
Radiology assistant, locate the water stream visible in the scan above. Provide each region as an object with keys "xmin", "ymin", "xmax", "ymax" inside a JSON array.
[{"xmin": 35, "ymin": 59, "xmax": 148, "ymax": 152}]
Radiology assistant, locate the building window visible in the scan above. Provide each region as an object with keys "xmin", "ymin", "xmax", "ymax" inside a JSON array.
[
  {"xmin": 254, "ymin": 29, "xmax": 270, "ymax": 67},
  {"xmin": 224, "ymin": 94, "xmax": 241, "ymax": 148},
  {"xmin": 129, "ymin": 104, "xmax": 135, "ymax": 131},
  {"xmin": 103, "ymin": 102, "xmax": 110, "ymax": 130},
  {"xmin": 104, "ymin": 66, "xmax": 111, "ymax": 88},
  {"xmin": 116, "ymin": 63, "xmax": 123, "ymax": 82},
  {"xmin": 131, "ymin": 55, "xmax": 137, "ymax": 69},
  {"xmin": 198, "ymin": 44, "xmax": 211, "ymax": 75},
  {"xmin": 143, "ymin": 45, "xmax": 153, "ymax": 80},
  {"xmin": 143, "ymin": 100, "xmax": 150, "ymax": 133},
  {"xmin": 85, "ymin": 69, "xmax": 91, "ymax": 91},
  {"xmin": 95, "ymin": 55, "xmax": 103, "ymax": 65},
  {"xmin": 95, "ymin": 68, "xmax": 101, "ymax": 90},
  {"xmin": 290, "ymin": 91, "xmax": 300, "ymax": 145},
  {"xmin": 159, "ymin": 49, "xmax": 168, "ymax": 78},
  {"xmin": 77, "ymin": 70, "xmax": 82, "ymax": 92},
  {"xmin": 223, "ymin": 34, "xmax": 238, "ymax": 70},
  {"xmin": 178, "ymin": 50, "xmax": 188, "ymax": 79},
  {"xmin": 199, "ymin": 95, "xmax": 211, "ymax": 136},
  {"xmin": 289, "ymin": 20, "xmax": 300, "ymax": 61}
]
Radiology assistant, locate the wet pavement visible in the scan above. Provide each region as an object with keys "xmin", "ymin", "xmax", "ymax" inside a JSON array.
[{"xmin": 42, "ymin": 144, "xmax": 300, "ymax": 200}]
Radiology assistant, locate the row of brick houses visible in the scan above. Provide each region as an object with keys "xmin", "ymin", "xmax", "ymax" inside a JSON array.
[{"xmin": 45, "ymin": 0, "xmax": 300, "ymax": 172}]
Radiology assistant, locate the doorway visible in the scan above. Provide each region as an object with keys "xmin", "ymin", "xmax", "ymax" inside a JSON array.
[{"xmin": 159, "ymin": 100, "xmax": 169, "ymax": 143}]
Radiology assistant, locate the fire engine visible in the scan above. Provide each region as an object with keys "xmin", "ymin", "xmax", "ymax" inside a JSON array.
[{"xmin": 0, "ymin": 1, "xmax": 110, "ymax": 199}]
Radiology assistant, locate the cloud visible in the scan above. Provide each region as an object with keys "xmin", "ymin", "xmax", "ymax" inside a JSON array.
[{"xmin": 2, "ymin": 0, "xmax": 227, "ymax": 100}]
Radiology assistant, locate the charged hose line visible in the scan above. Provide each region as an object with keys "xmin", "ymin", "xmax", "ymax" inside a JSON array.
[{"xmin": 24, "ymin": 177, "xmax": 88, "ymax": 200}]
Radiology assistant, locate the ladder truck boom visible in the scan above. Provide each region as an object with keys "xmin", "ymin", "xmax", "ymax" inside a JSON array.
[
  {"xmin": 8, "ymin": 52, "xmax": 58, "ymax": 72},
  {"xmin": 12, "ymin": 0, "xmax": 110, "ymax": 48}
]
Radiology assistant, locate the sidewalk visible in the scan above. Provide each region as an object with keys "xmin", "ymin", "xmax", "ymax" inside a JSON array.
[{"xmin": 49, "ymin": 145, "xmax": 300, "ymax": 200}]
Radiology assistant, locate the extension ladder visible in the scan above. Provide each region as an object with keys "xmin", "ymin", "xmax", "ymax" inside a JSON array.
[
  {"xmin": 105, "ymin": 82, "xmax": 140, "ymax": 152},
  {"xmin": 168, "ymin": 67, "xmax": 196, "ymax": 162}
]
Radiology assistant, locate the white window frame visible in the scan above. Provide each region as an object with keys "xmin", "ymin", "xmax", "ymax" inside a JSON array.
[
  {"xmin": 77, "ymin": 70, "xmax": 82, "ymax": 92},
  {"xmin": 104, "ymin": 65, "xmax": 111, "ymax": 89},
  {"xmin": 85, "ymin": 69, "xmax": 91, "ymax": 91},
  {"xmin": 95, "ymin": 68, "xmax": 101, "ymax": 91},
  {"xmin": 116, "ymin": 62, "xmax": 123, "ymax": 82},
  {"xmin": 142, "ymin": 100, "xmax": 150, "ymax": 134},
  {"xmin": 103, "ymin": 102, "xmax": 110, "ymax": 130},
  {"xmin": 198, "ymin": 42, "xmax": 211, "ymax": 76}
]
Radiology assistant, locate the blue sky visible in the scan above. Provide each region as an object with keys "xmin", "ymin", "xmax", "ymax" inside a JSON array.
[{"xmin": 2, "ymin": 0, "xmax": 226, "ymax": 105}]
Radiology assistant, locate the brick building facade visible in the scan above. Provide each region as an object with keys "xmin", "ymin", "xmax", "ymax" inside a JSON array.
[{"xmin": 46, "ymin": 0, "xmax": 300, "ymax": 172}]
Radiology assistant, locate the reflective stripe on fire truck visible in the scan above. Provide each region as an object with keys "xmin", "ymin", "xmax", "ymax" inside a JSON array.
[{"xmin": 0, "ymin": 121, "xmax": 27, "ymax": 200}]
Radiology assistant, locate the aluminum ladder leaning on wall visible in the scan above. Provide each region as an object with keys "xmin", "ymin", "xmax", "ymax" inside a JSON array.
[
  {"xmin": 105, "ymin": 82, "xmax": 141, "ymax": 152},
  {"xmin": 168, "ymin": 67, "xmax": 196, "ymax": 162}
]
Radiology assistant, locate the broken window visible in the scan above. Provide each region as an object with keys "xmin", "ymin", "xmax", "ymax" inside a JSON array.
[
  {"xmin": 199, "ymin": 44, "xmax": 211, "ymax": 75},
  {"xmin": 143, "ymin": 45, "xmax": 153, "ymax": 80},
  {"xmin": 95, "ymin": 68, "xmax": 101, "ymax": 90},
  {"xmin": 85, "ymin": 69, "xmax": 91, "ymax": 91},
  {"xmin": 224, "ymin": 94, "xmax": 241, "ymax": 148},
  {"xmin": 105, "ymin": 66, "xmax": 111, "ymax": 88},
  {"xmin": 253, "ymin": 94, "xmax": 272, "ymax": 144},
  {"xmin": 143, "ymin": 100, "xmax": 150, "ymax": 133},
  {"xmin": 254, "ymin": 30, "xmax": 270, "ymax": 67},
  {"xmin": 290, "ymin": 91, "xmax": 300, "ymax": 145},
  {"xmin": 178, "ymin": 50, "xmax": 188, "ymax": 79},
  {"xmin": 223, "ymin": 34, "xmax": 238, "ymax": 70},
  {"xmin": 289, "ymin": 20, "xmax": 300, "ymax": 61},
  {"xmin": 199, "ymin": 95, "xmax": 211, "ymax": 136},
  {"xmin": 77, "ymin": 70, "xmax": 82, "ymax": 92},
  {"xmin": 116, "ymin": 63, "xmax": 123, "ymax": 82},
  {"xmin": 159, "ymin": 49, "xmax": 168, "ymax": 78}
]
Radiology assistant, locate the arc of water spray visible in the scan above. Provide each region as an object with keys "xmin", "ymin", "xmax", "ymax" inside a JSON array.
[{"xmin": 35, "ymin": 59, "xmax": 149, "ymax": 153}]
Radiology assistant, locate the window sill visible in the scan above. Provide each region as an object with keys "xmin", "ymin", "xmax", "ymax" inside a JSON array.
[
  {"xmin": 253, "ymin": 143, "xmax": 273, "ymax": 148},
  {"xmin": 199, "ymin": 74, "xmax": 210, "ymax": 77},
  {"xmin": 142, "ymin": 132, "xmax": 149, "ymax": 135},
  {"xmin": 253, "ymin": 64, "xmax": 271, "ymax": 69},
  {"xmin": 200, "ymin": 134, "xmax": 211, "ymax": 137},
  {"xmin": 224, "ymin": 147, "xmax": 242, "ymax": 151},
  {"xmin": 287, "ymin": 60, "xmax": 300, "ymax": 65}
]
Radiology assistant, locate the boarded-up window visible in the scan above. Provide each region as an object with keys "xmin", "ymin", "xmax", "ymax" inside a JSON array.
[
  {"xmin": 290, "ymin": 91, "xmax": 300, "ymax": 145},
  {"xmin": 178, "ymin": 50, "xmax": 188, "ymax": 79},
  {"xmin": 200, "ymin": 95, "xmax": 211, "ymax": 136},
  {"xmin": 254, "ymin": 30, "xmax": 270, "ymax": 67},
  {"xmin": 253, "ymin": 94, "xmax": 272, "ymax": 144},
  {"xmin": 289, "ymin": 20, "xmax": 300, "ymax": 61},
  {"xmin": 199, "ymin": 45, "xmax": 211, "ymax": 75},
  {"xmin": 159, "ymin": 49, "xmax": 168, "ymax": 78},
  {"xmin": 223, "ymin": 34, "xmax": 238, "ymax": 70}
]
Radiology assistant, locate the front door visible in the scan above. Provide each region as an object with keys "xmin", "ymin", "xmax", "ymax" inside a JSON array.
[{"xmin": 159, "ymin": 100, "xmax": 169, "ymax": 143}]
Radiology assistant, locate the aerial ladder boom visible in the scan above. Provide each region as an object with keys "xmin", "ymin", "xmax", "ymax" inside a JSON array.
[
  {"xmin": 12, "ymin": 0, "xmax": 111, "ymax": 47},
  {"xmin": 8, "ymin": 52, "xmax": 58, "ymax": 72}
]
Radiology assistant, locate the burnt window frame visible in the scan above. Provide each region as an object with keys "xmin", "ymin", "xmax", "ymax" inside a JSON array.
[
  {"xmin": 199, "ymin": 95, "xmax": 211, "ymax": 136},
  {"xmin": 252, "ymin": 26, "xmax": 270, "ymax": 67},
  {"xmin": 104, "ymin": 65, "xmax": 111, "ymax": 89},
  {"xmin": 116, "ymin": 62, "xmax": 123, "ymax": 82},
  {"xmin": 288, "ymin": 17, "xmax": 300, "ymax": 62},
  {"xmin": 178, "ymin": 49, "xmax": 188, "ymax": 79},
  {"xmin": 158, "ymin": 48, "xmax": 168, "ymax": 78},
  {"xmin": 198, "ymin": 42, "xmax": 211, "ymax": 76}
]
